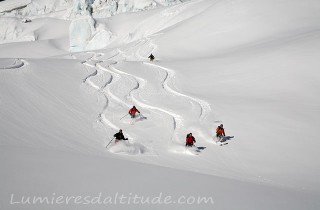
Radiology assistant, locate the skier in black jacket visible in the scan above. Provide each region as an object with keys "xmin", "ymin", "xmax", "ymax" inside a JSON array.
[
  {"xmin": 114, "ymin": 129, "xmax": 128, "ymax": 143},
  {"xmin": 148, "ymin": 53, "xmax": 155, "ymax": 61}
]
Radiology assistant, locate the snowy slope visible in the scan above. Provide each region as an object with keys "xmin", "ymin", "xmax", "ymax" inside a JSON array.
[{"xmin": 1, "ymin": 0, "xmax": 320, "ymax": 209}]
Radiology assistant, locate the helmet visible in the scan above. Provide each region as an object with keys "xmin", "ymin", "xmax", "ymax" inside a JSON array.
[
  {"xmin": 220, "ymin": 124, "xmax": 223, "ymax": 128},
  {"xmin": 119, "ymin": 129, "xmax": 122, "ymax": 132},
  {"xmin": 133, "ymin": 106, "xmax": 136, "ymax": 108}
]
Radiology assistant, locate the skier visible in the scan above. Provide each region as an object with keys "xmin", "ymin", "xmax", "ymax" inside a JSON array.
[
  {"xmin": 128, "ymin": 106, "xmax": 140, "ymax": 118},
  {"xmin": 186, "ymin": 133, "xmax": 196, "ymax": 147},
  {"xmin": 216, "ymin": 124, "xmax": 225, "ymax": 140},
  {"xmin": 148, "ymin": 53, "xmax": 155, "ymax": 62},
  {"xmin": 113, "ymin": 129, "xmax": 128, "ymax": 143}
]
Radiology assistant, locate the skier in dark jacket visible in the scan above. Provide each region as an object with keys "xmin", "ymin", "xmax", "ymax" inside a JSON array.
[
  {"xmin": 148, "ymin": 53, "xmax": 155, "ymax": 61},
  {"xmin": 186, "ymin": 133, "xmax": 196, "ymax": 147},
  {"xmin": 114, "ymin": 129, "xmax": 128, "ymax": 143}
]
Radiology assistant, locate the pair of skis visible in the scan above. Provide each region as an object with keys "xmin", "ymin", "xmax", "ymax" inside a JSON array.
[{"xmin": 216, "ymin": 136, "xmax": 228, "ymax": 146}]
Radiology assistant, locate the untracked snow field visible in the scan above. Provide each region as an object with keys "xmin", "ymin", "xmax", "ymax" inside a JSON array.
[{"xmin": 1, "ymin": 0, "xmax": 320, "ymax": 209}]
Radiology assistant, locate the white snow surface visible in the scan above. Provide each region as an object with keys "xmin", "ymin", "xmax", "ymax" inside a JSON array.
[
  {"xmin": 0, "ymin": 0, "xmax": 31, "ymax": 13},
  {"xmin": 1, "ymin": 0, "xmax": 320, "ymax": 209},
  {"xmin": 0, "ymin": 0, "xmax": 185, "ymax": 18}
]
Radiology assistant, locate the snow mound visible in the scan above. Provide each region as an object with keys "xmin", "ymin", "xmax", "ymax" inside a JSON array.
[
  {"xmin": 90, "ymin": 0, "xmax": 118, "ymax": 18},
  {"xmin": 0, "ymin": 17, "xmax": 36, "ymax": 44},
  {"xmin": 0, "ymin": 0, "xmax": 31, "ymax": 13},
  {"xmin": 117, "ymin": 0, "xmax": 156, "ymax": 13},
  {"xmin": 69, "ymin": 15, "xmax": 112, "ymax": 52},
  {"xmin": 122, "ymin": 114, "xmax": 147, "ymax": 125},
  {"xmin": 86, "ymin": 23, "xmax": 113, "ymax": 50},
  {"xmin": 0, "ymin": 58, "xmax": 25, "ymax": 69},
  {"xmin": 170, "ymin": 144, "xmax": 200, "ymax": 156},
  {"xmin": 91, "ymin": 0, "xmax": 183, "ymax": 18},
  {"xmin": 1, "ymin": 0, "xmax": 186, "ymax": 18},
  {"xmin": 108, "ymin": 140, "xmax": 148, "ymax": 155},
  {"xmin": 1, "ymin": 0, "xmax": 71, "ymax": 16}
]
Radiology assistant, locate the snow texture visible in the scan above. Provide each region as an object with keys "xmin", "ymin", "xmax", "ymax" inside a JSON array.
[
  {"xmin": 1, "ymin": 0, "xmax": 320, "ymax": 209},
  {"xmin": 0, "ymin": 0, "xmax": 31, "ymax": 13}
]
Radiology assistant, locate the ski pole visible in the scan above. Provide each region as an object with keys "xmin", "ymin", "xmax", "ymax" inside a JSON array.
[
  {"xmin": 120, "ymin": 113, "xmax": 129, "ymax": 120},
  {"xmin": 106, "ymin": 137, "xmax": 115, "ymax": 148}
]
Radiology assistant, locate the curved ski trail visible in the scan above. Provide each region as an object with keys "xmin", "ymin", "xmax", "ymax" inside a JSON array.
[{"xmin": 78, "ymin": 51, "xmax": 156, "ymax": 155}]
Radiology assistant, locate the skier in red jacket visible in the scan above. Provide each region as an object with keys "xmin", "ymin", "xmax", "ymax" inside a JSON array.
[
  {"xmin": 186, "ymin": 133, "xmax": 196, "ymax": 147},
  {"xmin": 216, "ymin": 124, "xmax": 225, "ymax": 138},
  {"xmin": 128, "ymin": 106, "xmax": 140, "ymax": 118}
]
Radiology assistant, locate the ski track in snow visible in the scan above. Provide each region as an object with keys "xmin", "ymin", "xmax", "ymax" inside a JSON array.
[
  {"xmin": 81, "ymin": 55, "xmax": 118, "ymax": 131},
  {"xmin": 78, "ymin": 35, "xmax": 217, "ymax": 156},
  {"xmin": 136, "ymin": 37, "xmax": 214, "ymax": 137},
  {"xmin": 0, "ymin": 58, "xmax": 27, "ymax": 69},
  {"xmin": 99, "ymin": 61, "xmax": 180, "ymax": 147},
  {"xmin": 107, "ymin": 40, "xmax": 188, "ymax": 144},
  {"xmin": 138, "ymin": 36, "xmax": 212, "ymax": 122},
  {"xmin": 145, "ymin": 62, "xmax": 212, "ymax": 122},
  {"xmin": 114, "ymin": 39, "xmax": 185, "ymax": 141},
  {"xmin": 55, "ymin": 13, "xmax": 271, "ymax": 188},
  {"xmin": 120, "ymin": 36, "xmax": 212, "ymax": 122},
  {"xmin": 81, "ymin": 51, "xmax": 180, "ymax": 153},
  {"xmin": 108, "ymin": 64, "xmax": 180, "ymax": 138},
  {"xmin": 78, "ymin": 51, "xmax": 156, "ymax": 155}
]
